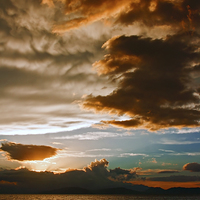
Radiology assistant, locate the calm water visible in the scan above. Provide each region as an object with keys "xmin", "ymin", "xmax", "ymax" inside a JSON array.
[{"xmin": 0, "ymin": 195, "xmax": 199, "ymax": 200}]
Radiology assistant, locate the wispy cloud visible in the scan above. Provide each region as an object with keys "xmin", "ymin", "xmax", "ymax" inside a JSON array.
[
  {"xmin": 171, "ymin": 152, "xmax": 200, "ymax": 156},
  {"xmin": 52, "ymin": 131, "xmax": 130, "ymax": 140},
  {"xmin": 157, "ymin": 139, "xmax": 200, "ymax": 145},
  {"xmin": 59, "ymin": 150, "xmax": 114, "ymax": 158},
  {"xmin": 167, "ymin": 128, "xmax": 200, "ymax": 134},
  {"xmin": 162, "ymin": 162, "xmax": 177, "ymax": 166},
  {"xmin": 119, "ymin": 153, "xmax": 148, "ymax": 157},
  {"xmin": 148, "ymin": 175, "xmax": 200, "ymax": 182},
  {"xmin": 159, "ymin": 149, "xmax": 175, "ymax": 153},
  {"xmin": 86, "ymin": 148, "xmax": 111, "ymax": 152},
  {"xmin": 136, "ymin": 169, "xmax": 179, "ymax": 176}
]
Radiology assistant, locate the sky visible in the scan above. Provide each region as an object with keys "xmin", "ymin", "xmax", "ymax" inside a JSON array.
[{"xmin": 0, "ymin": 0, "xmax": 200, "ymax": 192}]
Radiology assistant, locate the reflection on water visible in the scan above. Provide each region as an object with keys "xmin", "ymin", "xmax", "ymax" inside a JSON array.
[{"xmin": 0, "ymin": 195, "xmax": 200, "ymax": 200}]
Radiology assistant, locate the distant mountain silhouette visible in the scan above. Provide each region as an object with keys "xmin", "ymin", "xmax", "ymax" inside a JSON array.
[
  {"xmin": 42, "ymin": 186, "xmax": 200, "ymax": 195},
  {"xmin": 145, "ymin": 187, "xmax": 200, "ymax": 196},
  {"xmin": 1, "ymin": 184, "xmax": 200, "ymax": 195},
  {"xmin": 166, "ymin": 187, "xmax": 200, "ymax": 196}
]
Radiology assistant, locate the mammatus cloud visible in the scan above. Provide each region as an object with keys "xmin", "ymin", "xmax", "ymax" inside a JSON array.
[
  {"xmin": 0, "ymin": 142, "xmax": 59, "ymax": 161},
  {"xmin": 183, "ymin": 162, "xmax": 200, "ymax": 172},
  {"xmin": 82, "ymin": 32, "xmax": 200, "ymax": 131}
]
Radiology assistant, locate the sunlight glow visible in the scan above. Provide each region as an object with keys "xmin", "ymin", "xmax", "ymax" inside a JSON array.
[{"xmin": 23, "ymin": 158, "xmax": 57, "ymax": 172}]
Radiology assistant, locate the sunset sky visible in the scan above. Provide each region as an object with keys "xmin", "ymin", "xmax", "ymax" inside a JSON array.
[{"xmin": 0, "ymin": 0, "xmax": 200, "ymax": 192}]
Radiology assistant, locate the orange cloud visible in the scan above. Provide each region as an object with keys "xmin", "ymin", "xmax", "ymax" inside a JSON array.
[
  {"xmin": 116, "ymin": 0, "xmax": 200, "ymax": 33},
  {"xmin": 101, "ymin": 119, "xmax": 143, "ymax": 129},
  {"xmin": 0, "ymin": 142, "xmax": 59, "ymax": 161},
  {"xmin": 129, "ymin": 180, "xmax": 200, "ymax": 190},
  {"xmin": 41, "ymin": 0, "xmax": 55, "ymax": 7},
  {"xmin": 136, "ymin": 169, "xmax": 179, "ymax": 176},
  {"xmin": 51, "ymin": 0, "xmax": 200, "ymax": 34},
  {"xmin": 183, "ymin": 162, "xmax": 200, "ymax": 172},
  {"xmin": 0, "ymin": 180, "xmax": 17, "ymax": 186},
  {"xmin": 157, "ymin": 170, "xmax": 179, "ymax": 174},
  {"xmin": 53, "ymin": 0, "xmax": 133, "ymax": 32}
]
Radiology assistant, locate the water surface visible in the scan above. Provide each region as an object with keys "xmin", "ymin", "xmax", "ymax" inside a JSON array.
[{"xmin": 0, "ymin": 195, "xmax": 200, "ymax": 200}]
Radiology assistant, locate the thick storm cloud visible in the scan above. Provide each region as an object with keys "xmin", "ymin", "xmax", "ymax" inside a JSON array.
[{"xmin": 82, "ymin": 32, "xmax": 200, "ymax": 131}]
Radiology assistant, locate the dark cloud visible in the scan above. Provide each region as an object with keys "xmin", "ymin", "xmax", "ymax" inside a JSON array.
[
  {"xmin": 109, "ymin": 167, "xmax": 137, "ymax": 181},
  {"xmin": 117, "ymin": 0, "xmax": 200, "ymax": 33},
  {"xmin": 82, "ymin": 32, "xmax": 200, "ymax": 131},
  {"xmin": 183, "ymin": 162, "xmax": 200, "ymax": 172},
  {"xmin": 83, "ymin": 159, "xmax": 137, "ymax": 181},
  {"xmin": 84, "ymin": 158, "xmax": 109, "ymax": 176},
  {"xmin": 157, "ymin": 170, "xmax": 179, "ymax": 174},
  {"xmin": 0, "ymin": 142, "xmax": 59, "ymax": 161},
  {"xmin": 148, "ymin": 175, "xmax": 200, "ymax": 182},
  {"xmin": 0, "ymin": 159, "xmax": 136, "ymax": 193}
]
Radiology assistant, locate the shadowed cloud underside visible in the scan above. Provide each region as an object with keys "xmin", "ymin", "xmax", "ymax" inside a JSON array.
[
  {"xmin": 0, "ymin": 142, "xmax": 59, "ymax": 161},
  {"xmin": 82, "ymin": 33, "xmax": 200, "ymax": 130}
]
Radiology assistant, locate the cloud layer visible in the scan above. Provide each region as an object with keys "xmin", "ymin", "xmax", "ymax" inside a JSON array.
[
  {"xmin": 1, "ymin": 0, "xmax": 200, "ymax": 133},
  {"xmin": 148, "ymin": 175, "xmax": 200, "ymax": 182},
  {"xmin": 0, "ymin": 158, "xmax": 136, "ymax": 193},
  {"xmin": 1, "ymin": 158, "xmax": 200, "ymax": 193},
  {"xmin": 0, "ymin": 0, "xmax": 116, "ymax": 133}
]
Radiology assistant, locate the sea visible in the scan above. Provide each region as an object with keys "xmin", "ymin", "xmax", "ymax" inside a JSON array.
[{"xmin": 0, "ymin": 195, "xmax": 199, "ymax": 200}]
